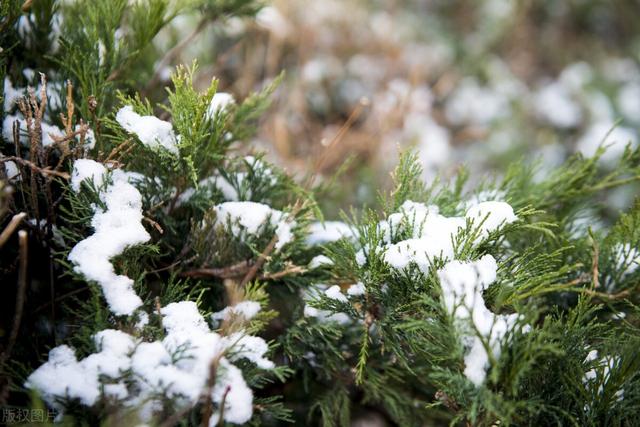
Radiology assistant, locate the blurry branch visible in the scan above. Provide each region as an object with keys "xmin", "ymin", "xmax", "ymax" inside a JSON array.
[
  {"xmin": 0, "ymin": 157, "xmax": 70, "ymax": 180},
  {"xmin": 144, "ymin": 17, "xmax": 210, "ymax": 93},
  {"xmin": 0, "ymin": 212, "xmax": 26, "ymax": 249},
  {"xmin": 0, "ymin": 230, "xmax": 28, "ymax": 367}
]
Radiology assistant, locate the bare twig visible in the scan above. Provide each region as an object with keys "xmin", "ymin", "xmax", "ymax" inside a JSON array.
[
  {"xmin": 216, "ymin": 385, "xmax": 231, "ymax": 427},
  {"xmin": 201, "ymin": 354, "xmax": 222, "ymax": 427},
  {"xmin": 0, "ymin": 230, "xmax": 28, "ymax": 366},
  {"xmin": 182, "ymin": 260, "xmax": 253, "ymax": 279},
  {"xmin": 143, "ymin": 216, "xmax": 164, "ymax": 234},
  {"xmin": 258, "ymin": 264, "xmax": 307, "ymax": 281},
  {"xmin": 591, "ymin": 237, "xmax": 600, "ymax": 289},
  {"xmin": 0, "ymin": 157, "xmax": 70, "ymax": 179},
  {"xmin": 145, "ymin": 18, "xmax": 209, "ymax": 92},
  {"xmin": 581, "ymin": 288, "xmax": 632, "ymax": 301},
  {"xmin": 0, "ymin": 212, "xmax": 26, "ymax": 249}
]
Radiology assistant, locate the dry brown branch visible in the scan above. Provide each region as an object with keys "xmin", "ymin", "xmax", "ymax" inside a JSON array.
[
  {"xmin": 581, "ymin": 288, "xmax": 632, "ymax": 301},
  {"xmin": 0, "ymin": 230, "xmax": 28, "ymax": 366},
  {"xmin": 216, "ymin": 385, "xmax": 231, "ymax": 427},
  {"xmin": 0, "ymin": 157, "xmax": 70, "ymax": 179},
  {"xmin": 104, "ymin": 138, "xmax": 134, "ymax": 163},
  {"xmin": 591, "ymin": 238, "xmax": 600, "ymax": 289},
  {"xmin": 0, "ymin": 212, "xmax": 26, "ymax": 249},
  {"xmin": 183, "ymin": 260, "xmax": 253, "ymax": 279},
  {"xmin": 258, "ymin": 264, "xmax": 307, "ymax": 281},
  {"xmin": 201, "ymin": 353, "xmax": 223, "ymax": 427},
  {"xmin": 143, "ymin": 216, "xmax": 164, "ymax": 234}
]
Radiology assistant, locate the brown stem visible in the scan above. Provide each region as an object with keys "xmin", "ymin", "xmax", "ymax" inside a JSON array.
[
  {"xmin": 259, "ymin": 264, "xmax": 307, "ymax": 281},
  {"xmin": 0, "ymin": 230, "xmax": 28, "ymax": 366},
  {"xmin": 201, "ymin": 354, "xmax": 222, "ymax": 427},
  {"xmin": 581, "ymin": 288, "xmax": 632, "ymax": 301},
  {"xmin": 216, "ymin": 385, "xmax": 231, "ymax": 427},
  {"xmin": 0, "ymin": 212, "xmax": 26, "ymax": 249},
  {"xmin": 0, "ymin": 157, "xmax": 70, "ymax": 179},
  {"xmin": 182, "ymin": 260, "xmax": 253, "ymax": 279}
]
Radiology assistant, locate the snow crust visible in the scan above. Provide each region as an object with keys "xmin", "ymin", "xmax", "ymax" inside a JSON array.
[
  {"xmin": 309, "ymin": 254, "xmax": 333, "ymax": 268},
  {"xmin": 26, "ymin": 300, "xmax": 273, "ymax": 425},
  {"xmin": 116, "ymin": 105, "xmax": 179, "ymax": 154},
  {"xmin": 214, "ymin": 201, "xmax": 295, "ymax": 250},
  {"xmin": 379, "ymin": 200, "xmax": 516, "ymax": 272},
  {"xmin": 438, "ymin": 255, "xmax": 519, "ymax": 385},
  {"xmin": 533, "ymin": 81, "xmax": 582, "ymax": 128},
  {"xmin": 576, "ymin": 122, "xmax": 638, "ymax": 165},
  {"xmin": 212, "ymin": 301, "xmax": 262, "ymax": 322},
  {"xmin": 68, "ymin": 160, "xmax": 150, "ymax": 316},
  {"xmin": 352, "ymin": 199, "xmax": 518, "ymax": 385},
  {"xmin": 206, "ymin": 92, "xmax": 235, "ymax": 119},
  {"xmin": 306, "ymin": 221, "xmax": 355, "ymax": 245},
  {"xmin": 302, "ymin": 284, "xmax": 350, "ymax": 324}
]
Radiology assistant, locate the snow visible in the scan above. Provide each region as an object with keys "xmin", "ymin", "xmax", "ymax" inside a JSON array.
[
  {"xmin": 212, "ymin": 301, "xmax": 262, "ymax": 322},
  {"xmin": 576, "ymin": 122, "xmax": 638, "ymax": 165},
  {"xmin": 256, "ymin": 6, "xmax": 292, "ymax": 38},
  {"xmin": 76, "ymin": 125, "xmax": 96, "ymax": 150},
  {"xmin": 309, "ymin": 254, "xmax": 333, "ymax": 268},
  {"xmin": 68, "ymin": 160, "xmax": 150, "ymax": 316},
  {"xmin": 224, "ymin": 332, "xmax": 274, "ymax": 369},
  {"xmin": 533, "ymin": 81, "xmax": 582, "ymax": 128},
  {"xmin": 402, "ymin": 114, "xmax": 451, "ymax": 179},
  {"xmin": 2, "ymin": 114, "xmax": 65, "ymax": 146},
  {"xmin": 25, "ymin": 345, "xmax": 101, "ymax": 408},
  {"xmin": 210, "ymin": 360, "xmax": 253, "ymax": 425},
  {"xmin": 438, "ymin": 255, "xmax": 518, "ymax": 386},
  {"xmin": 378, "ymin": 200, "xmax": 508, "ymax": 271},
  {"xmin": 384, "ymin": 238, "xmax": 455, "ymax": 272},
  {"xmin": 70, "ymin": 159, "xmax": 107, "ymax": 191},
  {"xmin": 613, "ymin": 243, "xmax": 639, "ymax": 277},
  {"xmin": 206, "ymin": 92, "xmax": 235, "ymax": 120},
  {"xmin": 116, "ymin": 105, "xmax": 179, "ymax": 154},
  {"xmin": 214, "ymin": 201, "xmax": 295, "ymax": 250},
  {"xmin": 347, "ymin": 282, "xmax": 366, "ymax": 296},
  {"xmin": 582, "ymin": 350, "xmax": 621, "ymax": 398},
  {"xmin": 618, "ymin": 82, "xmax": 640, "ymax": 123},
  {"xmin": 445, "ymin": 78, "xmax": 508, "ymax": 126},
  {"xmin": 275, "ymin": 220, "xmax": 294, "ymax": 251},
  {"xmin": 465, "ymin": 201, "xmax": 517, "ymax": 238},
  {"xmin": 4, "ymin": 78, "xmax": 23, "ymax": 112},
  {"xmin": 161, "ymin": 301, "xmax": 210, "ymax": 334},
  {"xmin": 306, "ymin": 221, "xmax": 355, "ymax": 245},
  {"xmin": 28, "ymin": 299, "xmax": 272, "ymax": 425},
  {"xmin": 324, "ymin": 285, "xmax": 347, "ymax": 302},
  {"xmin": 3, "ymin": 160, "xmax": 20, "ymax": 180},
  {"xmin": 302, "ymin": 285, "xmax": 351, "ymax": 324}
]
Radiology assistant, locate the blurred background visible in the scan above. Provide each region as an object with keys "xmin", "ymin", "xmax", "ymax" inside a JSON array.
[{"xmin": 149, "ymin": 0, "xmax": 640, "ymax": 216}]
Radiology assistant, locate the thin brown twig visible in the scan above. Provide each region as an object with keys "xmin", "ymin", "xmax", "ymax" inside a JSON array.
[
  {"xmin": 591, "ymin": 238, "xmax": 600, "ymax": 289},
  {"xmin": 0, "ymin": 157, "xmax": 70, "ymax": 179},
  {"xmin": 143, "ymin": 216, "xmax": 164, "ymax": 234},
  {"xmin": 581, "ymin": 288, "xmax": 632, "ymax": 301},
  {"xmin": 258, "ymin": 264, "xmax": 307, "ymax": 281},
  {"xmin": 201, "ymin": 354, "xmax": 222, "ymax": 427},
  {"xmin": 145, "ymin": 18, "xmax": 209, "ymax": 92},
  {"xmin": 0, "ymin": 212, "xmax": 26, "ymax": 249},
  {"xmin": 216, "ymin": 385, "xmax": 231, "ymax": 427},
  {"xmin": 0, "ymin": 230, "xmax": 28, "ymax": 366},
  {"xmin": 182, "ymin": 260, "xmax": 253, "ymax": 279},
  {"xmin": 304, "ymin": 97, "xmax": 370, "ymax": 189}
]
